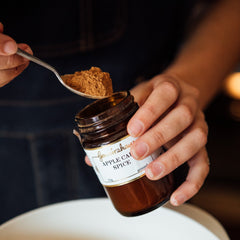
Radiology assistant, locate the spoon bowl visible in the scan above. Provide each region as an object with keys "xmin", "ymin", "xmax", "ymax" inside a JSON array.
[{"xmin": 16, "ymin": 48, "xmax": 106, "ymax": 99}]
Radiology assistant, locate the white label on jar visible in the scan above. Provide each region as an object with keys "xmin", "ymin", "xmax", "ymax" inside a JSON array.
[{"xmin": 84, "ymin": 135, "xmax": 163, "ymax": 187}]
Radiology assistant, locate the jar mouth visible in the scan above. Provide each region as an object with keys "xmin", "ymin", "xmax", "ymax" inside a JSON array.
[{"xmin": 75, "ymin": 91, "xmax": 132, "ymax": 127}]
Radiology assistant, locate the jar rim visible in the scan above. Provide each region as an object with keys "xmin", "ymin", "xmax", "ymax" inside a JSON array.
[{"xmin": 75, "ymin": 91, "xmax": 132, "ymax": 127}]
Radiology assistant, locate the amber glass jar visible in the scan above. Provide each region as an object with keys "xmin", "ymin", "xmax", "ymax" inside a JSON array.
[{"xmin": 75, "ymin": 91, "xmax": 174, "ymax": 216}]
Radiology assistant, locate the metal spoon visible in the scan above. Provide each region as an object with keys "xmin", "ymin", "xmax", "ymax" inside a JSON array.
[{"xmin": 16, "ymin": 48, "xmax": 106, "ymax": 99}]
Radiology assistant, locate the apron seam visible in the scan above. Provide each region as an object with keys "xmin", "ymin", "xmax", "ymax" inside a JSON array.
[{"xmin": 28, "ymin": 137, "xmax": 45, "ymax": 207}]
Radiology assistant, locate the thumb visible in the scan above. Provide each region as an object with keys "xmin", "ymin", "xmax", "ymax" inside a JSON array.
[{"xmin": 0, "ymin": 30, "xmax": 18, "ymax": 56}]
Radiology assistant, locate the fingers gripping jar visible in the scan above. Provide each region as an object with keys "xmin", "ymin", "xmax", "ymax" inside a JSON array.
[{"xmin": 75, "ymin": 91, "xmax": 174, "ymax": 216}]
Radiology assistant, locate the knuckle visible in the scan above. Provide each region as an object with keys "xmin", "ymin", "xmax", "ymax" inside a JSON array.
[
  {"xmin": 169, "ymin": 151, "xmax": 181, "ymax": 169},
  {"xmin": 195, "ymin": 127, "xmax": 208, "ymax": 146},
  {"xmin": 142, "ymin": 103, "xmax": 157, "ymax": 118},
  {"xmin": 204, "ymin": 161, "xmax": 210, "ymax": 174},
  {"xmin": 161, "ymin": 80, "xmax": 179, "ymax": 99},
  {"xmin": 190, "ymin": 181, "xmax": 202, "ymax": 194},
  {"xmin": 152, "ymin": 130, "xmax": 166, "ymax": 144},
  {"xmin": 191, "ymin": 86, "xmax": 200, "ymax": 98},
  {"xmin": 179, "ymin": 103, "xmax": 194, "ymax": 125},
  {"xmin": 198, "ymin": 111, "xmax": 205, "ymax": 120},
  {"xmin": 201, "ymin": 150, "xmax": 210, "ymax": 174}
]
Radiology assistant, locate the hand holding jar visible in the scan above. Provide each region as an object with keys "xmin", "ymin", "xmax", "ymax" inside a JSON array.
[
  {"xmin": 83, "ymin": 72, "xmax": 210, "ymax": 212},
  {"xmin": 128, "ymin": 73, "xmax": 210, "ymax": 206}
]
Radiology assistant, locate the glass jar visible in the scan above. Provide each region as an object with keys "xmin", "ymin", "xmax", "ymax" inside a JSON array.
[{"xmin": 75, "ymin": 91, "xmax": 174, "ymax": 216}]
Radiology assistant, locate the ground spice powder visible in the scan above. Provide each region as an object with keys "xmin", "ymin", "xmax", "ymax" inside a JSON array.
[{"xmin": 62, "ymin": 67, "xmax": 113, "ymax": 97}]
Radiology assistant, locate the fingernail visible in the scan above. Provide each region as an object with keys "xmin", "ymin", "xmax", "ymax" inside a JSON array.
[
  {"xmin": 131, "ymin": 141, "xmax": 148, "ymax": 159},
  {"xmin": 128, "ymin": 119, "xmax": 144, "ymax": 137},
  {"xmin": 172, "ymin": 194, "xmax": 186, "ymax": 206},
  {"xmin": 145, "ymin": 167, "xmax": 154, "ymax": 179},
  {"xmin": 146, "ymin": 162, "xmax": 163, "ymax": 179},
  {"xmin": 3, "ymin": 41, "xmax": 17, "ymax": 54}
]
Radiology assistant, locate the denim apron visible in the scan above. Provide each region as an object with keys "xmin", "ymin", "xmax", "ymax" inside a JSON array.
[{"xmin": 0, "ymin": 0, "xmax": 198, "ymax": 223}]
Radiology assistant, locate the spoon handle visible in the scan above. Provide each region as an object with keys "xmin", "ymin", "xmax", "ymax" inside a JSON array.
[
  {"xmin": 16, "ymin": 48, "xmax": 62, "ymax": 82},
  {"xmin": 16, "ymin": 48, "xmax": 105, "ymax": 99}
]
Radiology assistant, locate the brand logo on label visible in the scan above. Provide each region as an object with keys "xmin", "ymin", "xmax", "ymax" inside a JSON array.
[{"xmin": 92, "ymin": 142, "xmax": 133, "ymax": 162}]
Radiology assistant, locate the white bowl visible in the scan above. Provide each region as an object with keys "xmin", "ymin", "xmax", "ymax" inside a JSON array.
[{"xmin": 0, "ymin": 198, "xmax": 229, "ymax": 240}]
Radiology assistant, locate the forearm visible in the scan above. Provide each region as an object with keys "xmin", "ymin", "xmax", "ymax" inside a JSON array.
[{"xmin": 165, "ymin": 0, "xmax": 240, "ymax": 109}]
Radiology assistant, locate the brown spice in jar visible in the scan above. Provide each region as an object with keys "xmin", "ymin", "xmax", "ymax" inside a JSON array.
[{"xmin": 62, "ymin": 67, "xmax": 113, "ymax": 97}]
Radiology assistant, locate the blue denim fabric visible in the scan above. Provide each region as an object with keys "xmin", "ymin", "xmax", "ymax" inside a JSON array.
[{"xmin": 0, "ymin": 79, "xmax": 106, "ymax": 223}]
